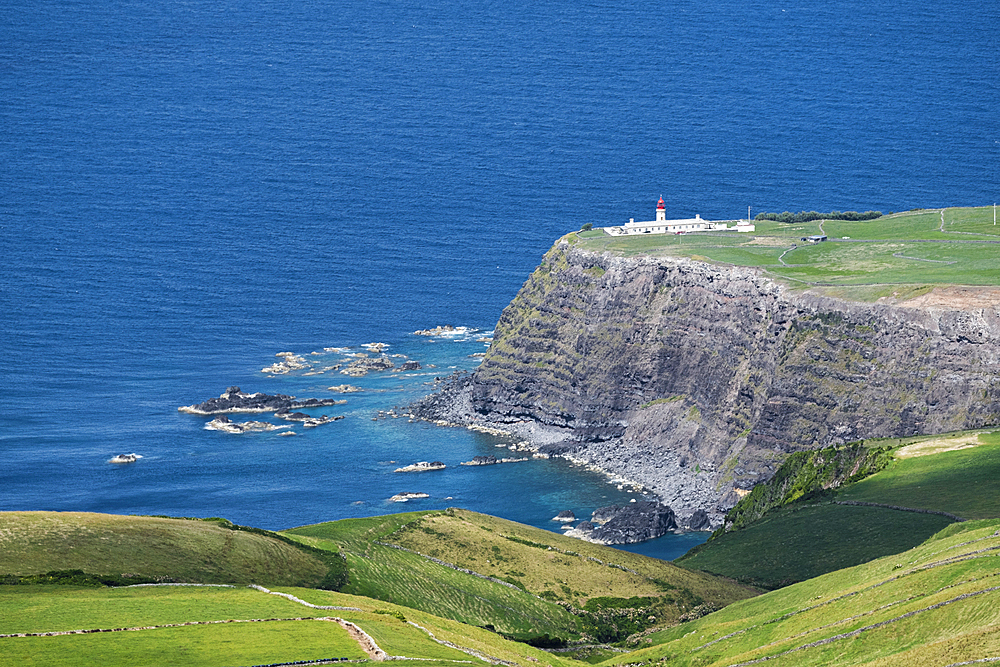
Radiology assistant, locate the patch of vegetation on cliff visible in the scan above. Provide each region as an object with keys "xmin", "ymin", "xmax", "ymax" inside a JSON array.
[
  {"xmin": 639, "ymin": 396, "xmax": 684, "ymax": 409},
  {"xmin": 714, "ymin": 442, "xmax": 895, "ymax": 535},
  {"xmin": 754, "ymin": 209, "xmax": 883, "ymax": 223}
]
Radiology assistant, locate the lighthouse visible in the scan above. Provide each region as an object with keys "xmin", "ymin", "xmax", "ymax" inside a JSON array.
[{"xmin": 656, "ymin": 196, "xmax": 666, "ymax": 222}]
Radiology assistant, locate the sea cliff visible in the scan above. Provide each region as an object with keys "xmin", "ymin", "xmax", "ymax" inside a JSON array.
[{"xmin": 413, "ymin": 237, "xmax": 1000, "ymax": 527}]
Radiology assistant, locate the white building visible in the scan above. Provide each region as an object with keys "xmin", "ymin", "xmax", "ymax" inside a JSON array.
[{"xmin": 604, "ymin": 197, "xmax": 755, "ymax": 235}]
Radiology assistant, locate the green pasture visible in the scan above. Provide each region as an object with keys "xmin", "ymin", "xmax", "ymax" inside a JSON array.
[
  {"xmin": 284, "ymin": 511, "xmax": 584, "ymax": 639},
  {"xmin": 284, "ymin": 509, "xmax": 755, "ymax": 639},
  {"xmin": 0, "ymin": 585, "xmax": 300, "ymax": 635},
  {"xmin": 678, "ymin": 430, "xmax": 1000, "ymax": 589},
  {"xmin": 605, "ymin": 519, "xmax": 1000, "ymax": 667},
  {"xmin": 0, "ymin": 583, "xmax": 529, "ymax": 667},
  {"xmin": 0, "ymin": 512, "xmax": 328, "ymax": 587},
  {"xmin": 576, "ymin": 206, "xmax": 1000, "ymax": 288},
  {"xmin": 2, "ymin": 620, "xmax": 366, "ymax": 667},
  {"xmin": 386, "ymin": 509, "xmax": 754, "ymax": 611},
  {"xmin": 837, "ymin": 437, "xmax": 1000, "ymax": 520},
  {"xmin": 277, "ymin": 587, "xmax": 581, "ymax": 667},
  {"xmin": 675, "ymin": 503, "xmax": 954, "ymax": 589}
]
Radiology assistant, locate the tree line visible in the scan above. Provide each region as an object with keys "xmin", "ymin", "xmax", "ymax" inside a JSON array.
[{"xmin": 755, "ymin": 210, "xmax": 883, "ymax": 223}]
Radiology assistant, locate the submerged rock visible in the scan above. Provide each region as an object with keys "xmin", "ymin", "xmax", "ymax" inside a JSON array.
[
  {"xmin": 397, "ymin": 360, "xmax": 422, "ymax": 371},
  {"xmin": 462, "ymin": 455, "xmax": 498, "ymax": 466},
  {"xmin": 275, "ymin": 411, "xmax": 345, "ymax": 428},
  {"xmin": 414, "ymin": 325, "xmax": 473, "ymax": 337},
  {"xmin": 394, "ymin": 461, "xmax": 446, "ymax": 473},
  {"xmin": 389, "ymin": 492, "xmax": 430, "ymax": 502},
  {"xmin": 328, "ymin": 384, "xmax": 363, "ymax": 393},
  {"xmin": 205, "ymin": 415, "xmax": 290, "ymax": 433}
]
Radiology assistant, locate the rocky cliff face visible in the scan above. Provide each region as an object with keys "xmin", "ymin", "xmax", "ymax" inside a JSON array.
[{"xmin": 414, "ymin": 238, "xmax": 1000, "ymax": 527}]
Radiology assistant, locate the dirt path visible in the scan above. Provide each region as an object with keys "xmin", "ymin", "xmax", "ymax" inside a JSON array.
[{"xmin": 328, "ymin": 618, "xmax": 387, "ymax": 661}]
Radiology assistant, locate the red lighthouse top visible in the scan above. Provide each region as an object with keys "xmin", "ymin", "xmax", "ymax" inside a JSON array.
[{"xmin": 656, "ymin": 196, "xmax": 665, "ymax": 210}]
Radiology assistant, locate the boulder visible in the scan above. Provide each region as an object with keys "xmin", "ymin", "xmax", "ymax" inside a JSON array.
[
  {"xmin": 588, "ymin": 501, "xmax": 678, "ymax": 545},
  {"xmin": 684, "ymin": 509, "xmax": 712, "ymax": 531}
]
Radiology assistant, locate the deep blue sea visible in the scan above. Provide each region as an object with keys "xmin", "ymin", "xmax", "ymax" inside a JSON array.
[{"xmin": 1, "ymin": 0, "xmax": 997, "ymax": 561}]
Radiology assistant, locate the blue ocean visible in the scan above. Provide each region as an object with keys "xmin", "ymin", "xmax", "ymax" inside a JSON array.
[{"xmin": 1, "ymin": 0, "xmax": 996, "ymax": 561}]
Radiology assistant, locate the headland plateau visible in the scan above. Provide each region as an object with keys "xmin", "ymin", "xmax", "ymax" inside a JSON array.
[{"xmin": 412, "ymin": 207, "xmax": 1000, "ymax": 528}]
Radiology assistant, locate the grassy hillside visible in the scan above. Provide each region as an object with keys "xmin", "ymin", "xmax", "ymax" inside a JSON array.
[
  {"xmin": 604, "ymin": 518, "xmax": 1000, "ymax": 667},
  {"xmin": 836, "ymin": 431, "xmax": 1000, "ymax": 519},
  {"xmin": 676, "ymin": 503, "xmax": 954, "ymax": 589},
  {"xmin": 0, "ymin": 512, "xmax": 336, "ymax": 587},
  {"xmin": 284, "ymin": 511, "xmax": 581, "ymax": 640},
  {"xmin": 284, "ymin": 509, "xmax": 757, "ymax": 643},
  {"xmin": 4, "ymin": 519, "xmax": 998, "ymax": 666},
  {"xmin": 677, "ymin": 430, "xmax": 1000, "ymax": 589},
  {"xmin": 577, "ymin": 206, "xmax": 1000, "ymax": 289},
  {"xmin": 0, "ymin": 583, "xmax": 580, "ymax": 667}
]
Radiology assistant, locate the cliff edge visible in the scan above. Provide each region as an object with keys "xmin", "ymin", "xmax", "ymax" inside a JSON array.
[{"xmin": 413, "ymin": 237, "xmax": 1000, "ymax": 527}]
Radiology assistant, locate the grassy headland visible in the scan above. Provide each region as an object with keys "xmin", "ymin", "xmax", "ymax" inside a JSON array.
[{"xmin": 576, "ymin": 206, "xmax": 1000, "ymax": 291}]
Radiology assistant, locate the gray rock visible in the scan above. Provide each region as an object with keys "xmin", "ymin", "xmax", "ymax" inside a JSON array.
[{"xmin": 588, "ymin": 501, "xmax": 678, "ymax": 544}]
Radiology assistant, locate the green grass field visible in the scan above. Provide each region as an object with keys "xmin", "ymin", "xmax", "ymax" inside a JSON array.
[
  {"xmin": 284, "ymin": 511, "xmax": 585, "ymax": 639},
  {"xmin": 837, "ymin": 436, "xmax": 1000, "ymax": 520},
  {"xmin": 0, "ymin": 581, "xmax": 586, "ymax": 667},
  {"xmin": 576, "ymin": 206, "xmax": 1000, "ymax": 290},
  {"xmin": 283, "ymin": 509, "xmax": 756, "ymax": 639},
  {"xmin": 386, "ymin": 510, "xmax": 753, "ymax": 612},
  {"xmin": 605, "ymin": 518, "xmax": 1000, "ymax": 667},
  {"xmin": 676, "ymin": 503, "xmax": 955, "ymax": 589},
  {"xmin": 677, "ymin": 431, "xmax": 1000, "ymax": 589},
  {"xmin": 0, "ymin": 512, "xmax": 329, "ymax": 587}
]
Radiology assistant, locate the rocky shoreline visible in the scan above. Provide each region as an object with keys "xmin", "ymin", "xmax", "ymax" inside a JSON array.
[{"xmin": 409, "ymin": 242, "xmax": 1000, "ymax": 531}]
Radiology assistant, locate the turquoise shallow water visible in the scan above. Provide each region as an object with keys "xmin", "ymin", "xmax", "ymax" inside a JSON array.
[{"xmin": 1, "ymin": 0, "xmax": 996, "ymax": 559}]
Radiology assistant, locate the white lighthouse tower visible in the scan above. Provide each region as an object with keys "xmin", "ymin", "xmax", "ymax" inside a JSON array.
[{"xmin": 656, "ymin": 196, "xmax": 666, "ymax": 222}]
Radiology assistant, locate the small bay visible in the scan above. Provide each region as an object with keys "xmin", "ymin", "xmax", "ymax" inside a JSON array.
[{"xmin": 1, "ymin": 0, "xmax": 995, "ymax": 559}]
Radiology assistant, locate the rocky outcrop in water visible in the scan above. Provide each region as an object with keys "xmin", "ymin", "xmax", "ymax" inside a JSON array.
[
  {"xmin": 179, "ymin": 387, "xmax": 346, "ymax": 415},
  {"xmin": 412, "ymin": 238, "xmax": 1000, "ymax": 528},
  {"xmin": 565, "ymin": 501, "xmax": 710, "ymax": 544},
  {"xmin": 340, "ymin": 354, "xmax": 395, "ymax": 377}
]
